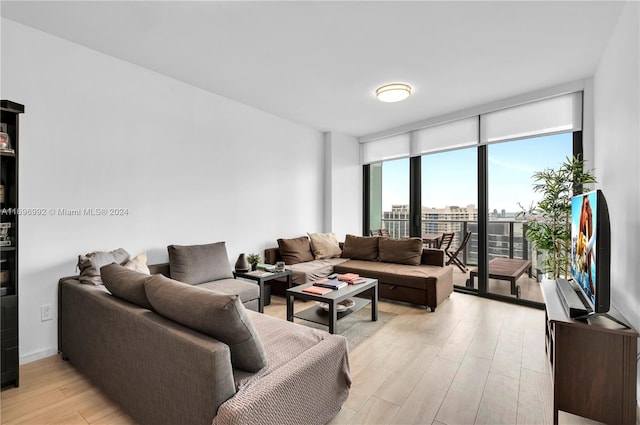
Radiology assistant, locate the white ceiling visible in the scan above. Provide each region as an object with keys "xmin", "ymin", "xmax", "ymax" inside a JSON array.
[{"xmin": 0, "ymin": 1, "xmax": 625, "ymax": 138}]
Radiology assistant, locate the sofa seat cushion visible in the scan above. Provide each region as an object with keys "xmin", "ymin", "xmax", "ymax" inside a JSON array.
[
  {"xmin": 215, "ymin": 310, "xmax": 351, "ymax": 425},
  {"xmin": 287, "ymin": 258, "xmax": 349, "ymax": 285},
  {"xmin": 145, "ymin": 274, "xmax": 267, "ymax": 372},
  {"xmin": 197, "ymin": 278, "xmax": 260, "ymax": 304},
  {"xmin": 333, "ymin": 260, "xmax": 453, "ymax": 291}
]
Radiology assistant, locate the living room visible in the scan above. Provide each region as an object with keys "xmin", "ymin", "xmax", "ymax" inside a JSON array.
[{"xmin": 1, "ymin": 1, "xmax": 639, "ymax": 424}]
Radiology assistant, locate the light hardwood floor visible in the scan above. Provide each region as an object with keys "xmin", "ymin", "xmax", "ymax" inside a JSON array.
[{"xmin": 1, "ymin": 292, "xmax": 607, "ymax": 425}]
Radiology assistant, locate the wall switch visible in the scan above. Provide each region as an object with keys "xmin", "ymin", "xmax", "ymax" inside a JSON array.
[{"xmin": 41, "ymin": 304, "xmax": 53, "ymax": 321}]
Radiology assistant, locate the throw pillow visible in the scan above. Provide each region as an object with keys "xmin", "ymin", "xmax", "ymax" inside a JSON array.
[
  {"xmin": 77, "ymin": 248, "xmax": 130, "ymax": 285},
  {"xmin": 144, "ymin": 274, "xmax": 267, "ymax": 372},
  {"xmin": 307, "ymin": 232, "xmax": 342, "ymax": 259},
  {"xmin": 341, "ymin": 234, "xmax": 379, "ymax": 261},
  {"xmin": 277, "ymin": 236, "xmax": 314, "ymax": 265},
  {"xmin": 168, "ymin": 242, "xmax": 233, "ymax": 285},
  {"xmin": 378, "ymin": 237, "xmax": 423, "ymax": 266},
  {"xmin": 124, "ymin": 252, "xmax": 151, "ymax": 275},
  {"xmin": 101, "ymin": 263, "xmax": 154, "ymax": 310}
]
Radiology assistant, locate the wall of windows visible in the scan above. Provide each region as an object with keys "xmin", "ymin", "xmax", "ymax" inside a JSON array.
[{"xmin": 362, "ymin": 91, "xmax": 583, "ymax": 307}]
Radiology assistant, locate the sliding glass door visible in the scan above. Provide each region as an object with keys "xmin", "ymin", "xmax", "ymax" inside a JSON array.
[
  {"xmin": 483, "ymin": 133, "xmax": 573, "ymax": 302},
  {"xmin": 421, "ymin": 148, "xmax": 477, "ymax": 287}
]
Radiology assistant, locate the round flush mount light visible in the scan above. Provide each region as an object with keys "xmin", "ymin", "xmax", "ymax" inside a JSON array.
[{"xmin": 375, "ymin": 83, "xmax": 412, "ymax": 103}]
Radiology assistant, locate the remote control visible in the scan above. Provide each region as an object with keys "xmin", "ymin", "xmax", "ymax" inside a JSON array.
[{"xmin": 327, "ymin": 273, "xmax": 338, "ymax": 279}]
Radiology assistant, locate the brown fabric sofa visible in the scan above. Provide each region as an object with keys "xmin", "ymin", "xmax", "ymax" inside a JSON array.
[
  {"xmin": 265, "ymin": 235, "xmax": 454, "ymax": 311},
  {"xmin": 58, "ymin": 263, "xmax": 351, "ymax": 425}
]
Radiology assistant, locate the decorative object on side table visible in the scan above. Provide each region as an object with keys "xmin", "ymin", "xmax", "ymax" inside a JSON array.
[
  {"xmin": 234, "ymin": 253, "xmax": 250, "ymax": 272},
  {"xmin": 247, "ymin": 253, "xmax": 262, "ymax": 271},
  {"xmin": 275, "ymin": 261, "xmax": 285, "ymax": 272}
]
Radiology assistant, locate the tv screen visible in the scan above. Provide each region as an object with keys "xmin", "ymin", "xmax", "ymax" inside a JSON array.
[{"xmin": 570, "ymin": 189, "xmax": 610, "ymax": 313}]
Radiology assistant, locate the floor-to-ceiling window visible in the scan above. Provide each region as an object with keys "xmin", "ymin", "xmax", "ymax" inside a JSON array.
[
  {"xmin": 368, "ymin": 158, "xmax": 410, "ymax": 238},
  {"xmin": 482, "ymin": 133, "xmax": 574, "ymax": 302},
  {"xmin": 362, "ymin": 90, "xmax": 583, "ymax": 308},
  {"xmin": 421, "ymin": 148, "xmax": 477, "ymax": 287}
]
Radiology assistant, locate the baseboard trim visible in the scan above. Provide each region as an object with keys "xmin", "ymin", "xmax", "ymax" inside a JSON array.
[{"xmin": 20, "ymin": 348, "xmax": 58, "ymax": 364}]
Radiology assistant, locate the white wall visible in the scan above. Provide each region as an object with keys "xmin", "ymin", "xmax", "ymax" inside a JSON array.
[
  {"xmin": 323, "ymin": 132, "xmax": 361, "ymax": 240},
  {"xmin": 593, "ymin": 0, "xmax": 640, "ymax": 401},
  {"xmin": 1, "ymin": 19, "xmax": 325, "ymax": 362}
]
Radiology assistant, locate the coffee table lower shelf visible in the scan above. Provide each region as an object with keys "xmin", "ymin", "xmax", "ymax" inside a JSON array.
[{"xmin": 292, "ymin": 297, "xmax": 370, "ymax": 327}]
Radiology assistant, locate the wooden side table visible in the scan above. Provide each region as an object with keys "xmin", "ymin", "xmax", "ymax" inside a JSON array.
[{"xmin": 233, "ymin": 269, "xmax": 292, "ymax": 313}]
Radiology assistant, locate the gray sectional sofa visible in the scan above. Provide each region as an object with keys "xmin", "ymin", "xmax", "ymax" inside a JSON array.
[
  {"xmin": 266, "ymin": 234, "xmax": 454, "ymax": 311},
  {"xmin": 59, "ymin": 243, "xmax": 351, "ymax": 425}
]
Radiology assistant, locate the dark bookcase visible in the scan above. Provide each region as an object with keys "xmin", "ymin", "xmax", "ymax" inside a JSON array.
[{"xmin": 1, "ymin": 100, "xmax": 24, "ymax": 389}]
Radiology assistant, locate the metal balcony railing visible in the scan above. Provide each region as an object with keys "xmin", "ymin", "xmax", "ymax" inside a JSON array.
[{"xmin": 380, "ymin": 218, "xmax": 539, "ymax": 273}]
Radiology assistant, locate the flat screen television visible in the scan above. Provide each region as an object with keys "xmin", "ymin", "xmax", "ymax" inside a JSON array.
[{"xmin": 569, "ymin": 189, "xmax": 610, "ymax": 314}]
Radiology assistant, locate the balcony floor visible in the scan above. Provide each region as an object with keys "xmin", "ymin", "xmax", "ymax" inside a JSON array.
[{"xmin": 452, "ymin": 266, "xmax": 544, "ymax": 304}]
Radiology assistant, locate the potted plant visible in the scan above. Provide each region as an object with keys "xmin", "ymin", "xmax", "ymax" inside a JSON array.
[
  {"xmin": 247, "ymin": 253, "xmax": 262, "ymax": 271},
  {"xmin": 519, "ymin": 155, "xmax": 596, "ymax": 280}
]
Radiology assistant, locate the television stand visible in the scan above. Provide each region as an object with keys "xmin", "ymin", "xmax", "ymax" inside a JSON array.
[{"xmin": 542, "ymin": 280, "xmax": 638, "ymax": 425}]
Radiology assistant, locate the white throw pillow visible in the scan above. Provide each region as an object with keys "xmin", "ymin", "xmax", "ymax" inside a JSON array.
[
  {"xmin": 124, "ymin": 252, "xmax": 151, "ymax": 275},
  {"xmin": 307, "ymin": 232, "xmax": 342, "ymax": 259}
]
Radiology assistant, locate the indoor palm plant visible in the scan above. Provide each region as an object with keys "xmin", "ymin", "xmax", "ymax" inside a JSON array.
[{"xmin": 520, "ymin": 155, "xmax": 596, "ymax": 279}]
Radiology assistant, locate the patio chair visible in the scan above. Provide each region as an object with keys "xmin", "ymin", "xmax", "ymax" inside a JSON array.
[
  {"xmin": 438, "ymin": 232, "xmax": 455, "ymax": 250},
  {"xmin": 380, "ymin": 228, "xmax": 390, "ymax": 237},
  {"xmin": 446, "ymin": 231, "xmax": 472, "ymax": 272},
  {"xmin": 369, "ymin": 229, "xmax": 382, "ymax": 236}
]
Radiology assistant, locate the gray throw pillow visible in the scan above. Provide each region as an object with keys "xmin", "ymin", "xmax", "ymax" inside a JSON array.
[
  {"xmin": 144, "ymin": 274, "xmax": 267, "ymax": 372},
  {"xmin": 168, "ymin": 242, "xmax": 233, "ymax": 284},
  {"xmin": 101, "ymin": 263, "xmax": 154, "ymax": 310},
  {"xmin": 77, "ymin": 248, "xmax": 130, "ymax": 285}
]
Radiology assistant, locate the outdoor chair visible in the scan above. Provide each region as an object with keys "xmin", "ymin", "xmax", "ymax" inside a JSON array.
[
  {"xmin": 369, "ymin": 229, "xmax": 382, "ymax": 236},
  {"xmin": 438, "ymin": 232, "xmax": 455, "ymax": 250},
  {"xmin": 446, "ymin": 231, "xmax": 472, "ymax": 272}
]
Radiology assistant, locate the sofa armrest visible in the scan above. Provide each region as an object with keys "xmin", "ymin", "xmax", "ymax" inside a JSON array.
[
  {"xmin": 59, "ymin": 278, "xmax": 237, "ymax": 425},
  {"xmin": 421, "ymin": 248, "xmax": 445, "ymax": 266}
]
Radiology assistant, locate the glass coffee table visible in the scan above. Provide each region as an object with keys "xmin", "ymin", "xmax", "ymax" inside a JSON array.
[{"xmin": 286, "ymin": 278, "xmax": 378, "ymax": 334}]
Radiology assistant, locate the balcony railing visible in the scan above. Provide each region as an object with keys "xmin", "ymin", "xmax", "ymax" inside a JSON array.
[{"xmin": 381, "ymin": 218, "xmax": 541, "ymax": 276}]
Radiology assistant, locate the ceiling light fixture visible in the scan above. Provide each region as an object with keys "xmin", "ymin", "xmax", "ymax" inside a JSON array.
[{"xmin": 375, "ymin": 83, "xmax": 412, "ymax": 103}]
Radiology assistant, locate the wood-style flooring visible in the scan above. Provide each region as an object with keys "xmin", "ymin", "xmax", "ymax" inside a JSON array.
[{"xmin": 1, "ymin": 292, "xmax": 608, "ymax": 425}]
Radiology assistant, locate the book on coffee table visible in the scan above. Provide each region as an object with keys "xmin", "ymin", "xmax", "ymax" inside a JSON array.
[
  {"xmin": 314, "ymin": 280, "xmax": 347, "ymax": 290},
  {"xmin": 302, "ymin": 286, "xmax": 333, "ymax": 295}
]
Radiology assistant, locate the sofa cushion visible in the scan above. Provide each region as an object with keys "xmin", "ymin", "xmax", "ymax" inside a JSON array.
[
  {"xmin": 333, "ymin": 259, "xmax": 453, "ymax": 291},
  {"xmin": 277, "ymin": 236, "xmax": 314, "ymax": 265},
  {"xmin": 286, "ymin": 258, "xmax": 350, "ymax": 285},
  {"xmin": 145, "ymin": 274, "xmax": 267, "ymax": 372},
  {"xmin": 100, "ymin": 263, "xmax": 154, "ymax": 310},
  {"xmin": 307, "ymin": 232, "xmax": 342, "ymax": 260},
  {"xmin": 197, "ymin": 278, "xmax": 260, "ymax": 305},
  {"xmin": 378, "ymin": 237, "xmax": 423, "ymax": 265},
  {"xmin": 168, "ymin": 242, "xmax": 233, "ymax": 285},
  {"xmin": 77, "ymin": 248, "xmax": 130, "ymax": 285},
  {"xmin": 341, "ymin": 235, "xmax": 379, "ymax": 261}
]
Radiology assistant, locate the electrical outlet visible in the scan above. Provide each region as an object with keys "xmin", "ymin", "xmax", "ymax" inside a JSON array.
[{"xmin": 41, "ymin": 304, "xmax": 53, "ymax": 322}]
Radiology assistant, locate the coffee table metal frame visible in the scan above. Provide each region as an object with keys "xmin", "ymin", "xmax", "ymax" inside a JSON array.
[{"xmin": 286, "ymin": 278, "xmax": 378, "ymax": 334}]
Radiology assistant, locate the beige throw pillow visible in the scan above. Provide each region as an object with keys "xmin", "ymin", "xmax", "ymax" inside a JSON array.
[
  {"xmin": 308, "ymin": 232, "xmax": 342, "ymax": 259},
  {"xmin": 124, "ymin": 252, "xmax": 151, "ymax": 275}
]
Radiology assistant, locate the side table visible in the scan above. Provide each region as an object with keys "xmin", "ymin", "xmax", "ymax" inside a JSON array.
[{"xmin": 233, "ymin": 269, "xmax": 292, "ymax": 313}]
